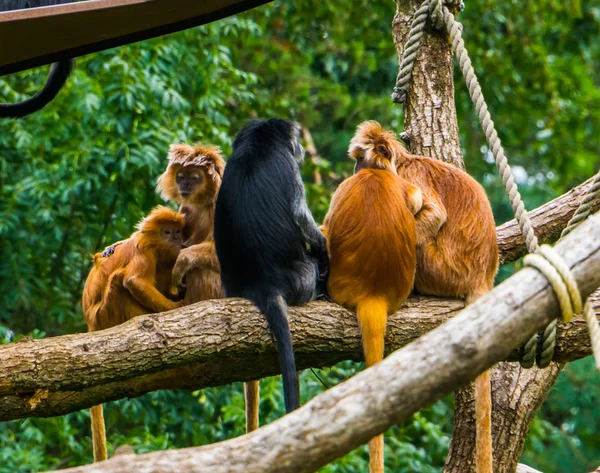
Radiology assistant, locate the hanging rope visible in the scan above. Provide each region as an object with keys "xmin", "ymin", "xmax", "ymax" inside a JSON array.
[
  {"xmin": 393, "ymin": 0, "xmax": 600, "ymax": 369},
  {"xmin": 392, "ymin": 0, "xmax": 432, "ymax": 104}
]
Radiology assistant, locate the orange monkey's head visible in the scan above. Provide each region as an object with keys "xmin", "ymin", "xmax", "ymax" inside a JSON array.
[
  {"xmin": 156, "ymin": 143, "xmax": 225, "ymax": 205},
  {"xmin": 135, "ymin": 206, "xmax": 185, "ymax": 257},
  {"xmin": 348, "ymin": 120, "xmax": 408, "ymax": 173}
]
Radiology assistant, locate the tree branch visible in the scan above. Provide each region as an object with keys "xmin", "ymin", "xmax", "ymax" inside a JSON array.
[
  {"xmin": 40, "ymin": 213, "xmax": 600, "ymax": 473},
  {"xmin": 1, "ymin": 215, "xmax": 599, "ymax": 423}
]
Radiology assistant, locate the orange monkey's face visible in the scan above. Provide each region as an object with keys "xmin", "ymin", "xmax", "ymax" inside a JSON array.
[
  {"xmin": 174, "ymin": 165, "xmax": 205, "ymax": 200},
  {"xmin": 160, "ymin": 224, "xmax": 184, "ymax": 259}
]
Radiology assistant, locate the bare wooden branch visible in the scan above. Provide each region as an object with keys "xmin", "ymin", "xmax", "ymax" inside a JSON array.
[
  {"xmin": 41, "ymin": 213, "xmax": 600, "ymax": 473},
  {"xmin": 1, "ymin": 262, "xmax": 599, "ymax": 421}
]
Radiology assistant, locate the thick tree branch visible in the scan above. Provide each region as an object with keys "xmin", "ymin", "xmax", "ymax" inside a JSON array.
[
  {"xmin": 41, "ymin": 214, "xmax": 600, "ymax": 473},
  {"xmin": 0, "ymin": 217, "xmax": 599, "ymax": 424}
]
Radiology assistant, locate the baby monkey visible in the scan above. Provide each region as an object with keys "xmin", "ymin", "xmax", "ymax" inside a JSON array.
[{"xmin": 82, "ymin": 206, "xmax": 185, "ymax": 462}]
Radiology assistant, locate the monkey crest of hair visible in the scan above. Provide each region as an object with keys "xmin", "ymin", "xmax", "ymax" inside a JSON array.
[
  {"xmin": 348, "ymin": 120, "xmax": 407, "ymax": 173},
  {"xmin": 214, "ymin": 118, "xmax": 328, "ymax": 415},
  {"xmin": 136, "ymin": 205, "xmax": 185, "ymax": 233},
  {"xmin": 156, "ymin": 143, "xmax": 226, "ymax": 204}
]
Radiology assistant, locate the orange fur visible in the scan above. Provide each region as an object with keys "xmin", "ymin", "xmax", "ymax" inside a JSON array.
[
  {"xmin": 156, "ymin": 143, "xmax": 225, "ymax": 302},
  {"xmin": 323, "ymin": 125, "xmax": 421, "ymax": 473},
  {"xmin": 245, "ymin": 380, "xmax": 260, "ymax": 432},
  {"xmin": 81, "ymin": 205, "xmax": 184, "ymax": 462},
  {"xmin": 82, "ymin": 206, "xmax": 185, "ymax": 331},
  {"xmin": 357, "ymin": 121, "xmax": 499, "ymax": 473},
  {"xmin": 156, "ymin": 143, "xmax": 225, "ymax": 207}
]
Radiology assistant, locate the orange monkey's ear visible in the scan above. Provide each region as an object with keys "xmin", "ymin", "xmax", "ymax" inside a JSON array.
[{"xmin": 349, "ymin": 120, "xmax": 400, "ymax": 171}]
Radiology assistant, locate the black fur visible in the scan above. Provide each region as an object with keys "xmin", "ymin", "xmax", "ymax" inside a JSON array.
[
  {"xmin": 0, "ymin": 1, "xmax": 75, "ymax": 118},
  {"xmin": 214, "ymin": 118, "xmax": 328, "ymax": 413}
]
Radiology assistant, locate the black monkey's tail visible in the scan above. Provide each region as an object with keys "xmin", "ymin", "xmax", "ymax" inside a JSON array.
[
  {"xmin": 0, "ymin": 60, "xmax": 73, "ymax": 118},
  {"xmin": 255, "ymin": 294, "xmax": 300, "ymax": 413}
]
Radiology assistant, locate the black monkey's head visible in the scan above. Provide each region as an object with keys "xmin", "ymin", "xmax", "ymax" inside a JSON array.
[{"xmin": 231, "ymin": 118, "xmax": 306, "ymax": 165}]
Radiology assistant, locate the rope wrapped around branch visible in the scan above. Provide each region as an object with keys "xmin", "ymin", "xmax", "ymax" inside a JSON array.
[{"xmin": 393, "ymin": 0, "xmax": 600, "ymax": 369}]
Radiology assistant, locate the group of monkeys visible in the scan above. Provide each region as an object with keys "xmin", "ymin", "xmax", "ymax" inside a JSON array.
[{"xmin": 81, "ymin": 118, "xmax": 499, "ymax": 473}]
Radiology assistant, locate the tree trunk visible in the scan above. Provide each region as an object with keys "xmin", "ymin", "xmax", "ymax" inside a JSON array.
[{"xmin": 393, "ymin": 0, "xmax": 464, "ymax": 166}]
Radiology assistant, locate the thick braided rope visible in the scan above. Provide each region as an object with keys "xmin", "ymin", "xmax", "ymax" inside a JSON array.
[
  {"xmin": 428, "ymin": 2, "xmax": 545, "ymax": 366},
  {"xmin": 562, "ymin": 170, "xmax": 600, "ymax": 238},
  {"xmin": 392, "ymin": 0, "xmax": 431, "ymax": 104},
  {"xmin": 433, "ymin": 4, "xmax": 539, "ymax": 255},
  {"xmin": 560, "ymin": 169, "xmax": 600, "ymax": 369},
  {"xmin": 583, "ymin": 300, "xmax": 600, "ymax": 370}
]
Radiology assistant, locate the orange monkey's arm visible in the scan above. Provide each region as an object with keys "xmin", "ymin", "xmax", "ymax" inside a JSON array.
[
  {"xmin": 171, "ymin": 242, "xmax": 220, "ymax": 287},
  {"xmin": 414, "ymin": 188, "xmax": 447, "ymax": 246},
  {"xmin": 124, "ymin": 255, "xmax": 181, "ymax": 313}
]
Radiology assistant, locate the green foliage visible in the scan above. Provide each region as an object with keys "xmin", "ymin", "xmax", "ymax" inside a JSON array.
[{"xmin": 0, "ymin": 0, "xmax": 599, "ymax": 471}]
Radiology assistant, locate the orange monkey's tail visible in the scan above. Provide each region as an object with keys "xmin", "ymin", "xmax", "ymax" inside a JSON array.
[
  {"xmin": 467, "ymin": 291, "xmax": 493, "ymax": 473},
  {"xmin": 90, "ymin": 404, "xmax": 107, "ymax": 462},
  {"xmin": 475, "ymin": 370, "xmax": 493, "ymax": 473},
  {"xmin": 356, "ymin": 298, "xmax": 388, "ymax": 473}
]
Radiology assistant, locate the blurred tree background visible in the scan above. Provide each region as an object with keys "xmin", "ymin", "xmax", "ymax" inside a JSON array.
[{"xmin": 0, "ymin": 0, "xmax": 599, "ymax": 471}]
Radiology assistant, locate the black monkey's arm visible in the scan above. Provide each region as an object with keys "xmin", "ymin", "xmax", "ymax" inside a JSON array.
[{"xmin": 292, "ymin": 182, "xmax": 327, "ymax": 254}]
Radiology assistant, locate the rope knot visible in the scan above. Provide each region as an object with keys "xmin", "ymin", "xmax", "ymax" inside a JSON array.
[
  {"xmin": 391, "ymin": 87, "xmax": 408, "ymax": 104},
  {"xmin": 525, "ymin": 245, "xmax": 582, "ymax": 324},
  {"xmin": 520, "ymin": 243, "xmax": 600, "ymax": 369}
]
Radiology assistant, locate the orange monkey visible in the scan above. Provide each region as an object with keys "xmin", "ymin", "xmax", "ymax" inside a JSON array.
[
  {"xmin": 157, "ymin": 144, "xmax": 263, "ymax": 434},
  {"xmin": 156, "ymin": 143, "xmax": 226, "ymax": 304},
  {"xmin": 82, "ymin": 206, "xmax": 185, "ymax": 461},
  {"xmin": 360, "ymin": 121, "xmax": 499, "ymax": 473},
  {"xmin": 322, "ymin": 121, "xmax": 422, "ymax": 473}
]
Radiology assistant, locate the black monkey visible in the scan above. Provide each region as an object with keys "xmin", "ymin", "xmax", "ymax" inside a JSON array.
[
  {"xmin": 214, "ymin": 118, "xmax": 328, "ymax": 412},
  {"xmin": 0, "ymin": 0, "xmax": 75, "ymax": 118}
]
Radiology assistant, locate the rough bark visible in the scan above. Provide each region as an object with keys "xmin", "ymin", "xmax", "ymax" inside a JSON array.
[
  {"xmin": 2, "ymin": 287, "xmax": 598, "ymax": 422},
  {"xmin": 392, "ymin": 0, "xmax": 464, "ymax": 166},
  {"xmin": 42, "ymin": 214, "xmax": 600, "ymax": 473},
  {"xmin": 445, "ymin": 362, "xmax": 563, "ymax": 473}
]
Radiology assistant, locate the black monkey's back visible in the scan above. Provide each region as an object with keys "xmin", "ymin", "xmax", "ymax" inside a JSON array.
[
  {"xmin": 214, "ymin": 118, "xmax": 319, "ymax": 413},
  {"xmin": 215, "ymin": 119, "xmax": 313, "ymax": 299}
]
